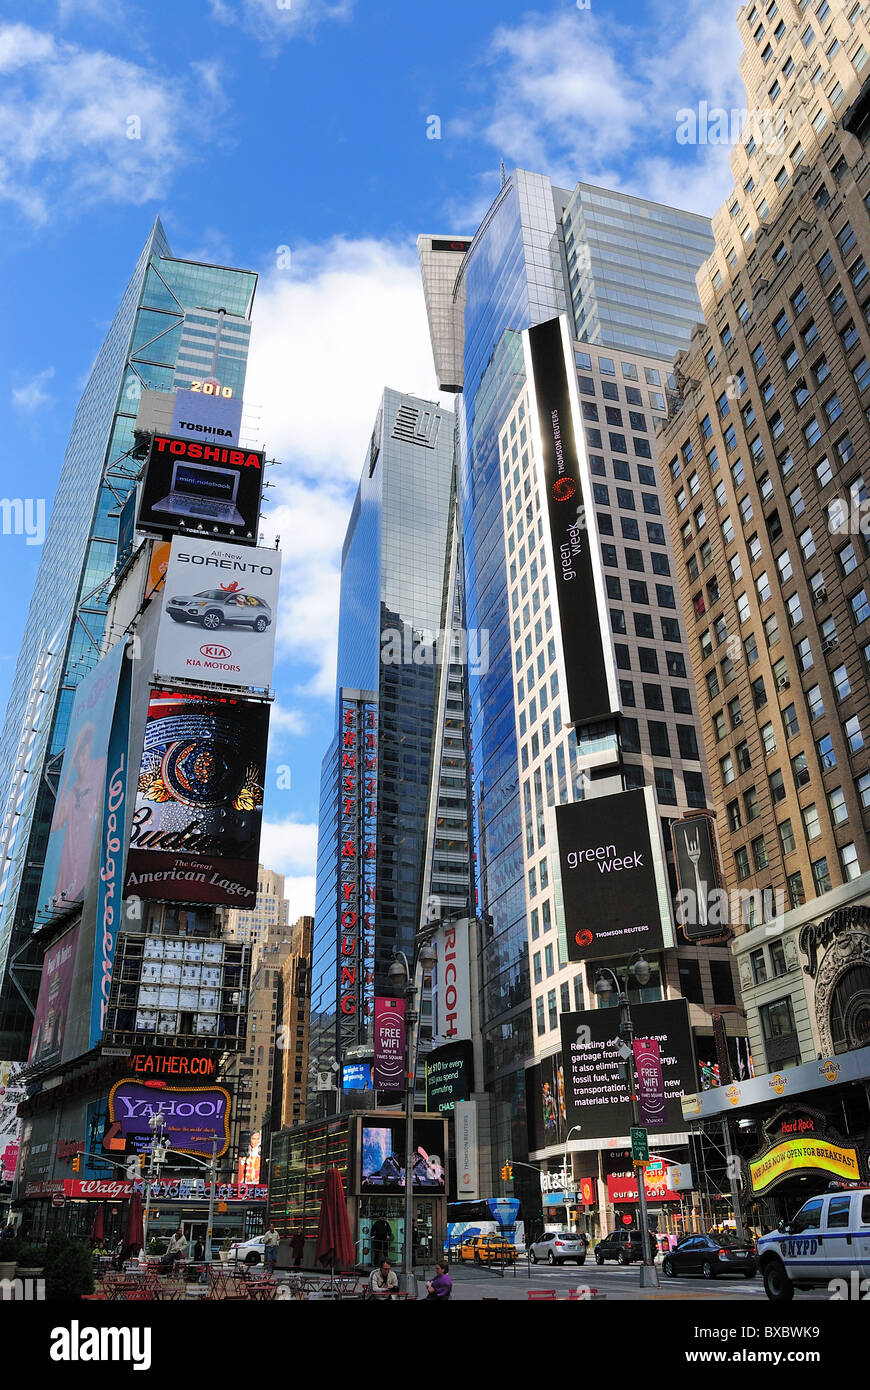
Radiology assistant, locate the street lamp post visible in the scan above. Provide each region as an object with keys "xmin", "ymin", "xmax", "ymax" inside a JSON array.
[
  {"xmin": 142, "ymin": 1112, "xmax": 167, "ymax": 1254},
  {"xmin": 594, "ymin": 953, "xmax": 660, "ymax": 1290},
  {"xmin": 205, "ymin": 1134, "xmax": 219, "ymax": 1264},
  {"xmin": 388, "ymin": 932, "xmax": 438, "ymax": 1298}
]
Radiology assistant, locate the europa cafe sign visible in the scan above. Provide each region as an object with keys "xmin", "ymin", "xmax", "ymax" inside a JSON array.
[{"xmin": 337, "ymin": 696, "xmax": 377, "ymax": 1045}]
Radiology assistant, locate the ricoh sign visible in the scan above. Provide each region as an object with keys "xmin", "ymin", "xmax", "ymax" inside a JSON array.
[{"xmin": 434, "ymin": 917, "xmax": 472, "ymax": 1042}]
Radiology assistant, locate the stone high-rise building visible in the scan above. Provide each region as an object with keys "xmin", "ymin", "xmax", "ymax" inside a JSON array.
[{"xmin": 658, "ymin": 1, "xmax": 870, "ymax": 1211}]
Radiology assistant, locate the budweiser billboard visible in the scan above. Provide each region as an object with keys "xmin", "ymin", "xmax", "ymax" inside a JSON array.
[{"xmin": 124, "ymin": 688, "xmax": 268, "ymax": 907}]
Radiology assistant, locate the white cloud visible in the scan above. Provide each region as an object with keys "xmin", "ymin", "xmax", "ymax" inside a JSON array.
[
  {"xmin": 12, "ymin": 366, "xmax": 54, "ymax": 411},
  {"xmin": 269, "ymin": 700, "xmax": 309, "ymax": 736},
  {"xmin": 258, "ymin": 817, "xmax": 318, "ymax": 886},
  {"xmin": 469, "ymin": 2, "xmax": 745, "ymax": 217},
  {"xmin": 208, "ymin": 0, "xmax": 354, "ymax": 43},
  {"xmin": 0, "ymin": 23, "xmax": 228, "ymax": 223},
  {"xmin": 283, "ymin": 875, "xmax": 317, "ymax": 919},
  {"xmin": 247, "ymin": 237, "xmax": 445, "ymax": 696}
]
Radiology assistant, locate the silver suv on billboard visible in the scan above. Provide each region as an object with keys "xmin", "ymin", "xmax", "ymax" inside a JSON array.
[{"xmin": 166, "ymin": 588, "xmax": 272, "ymax": 632}]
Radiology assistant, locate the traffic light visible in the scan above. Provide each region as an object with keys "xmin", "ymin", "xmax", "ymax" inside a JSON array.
[
  {"xmin": 500, "ymin": 1163, "xmax": 513, "ymax": 1182},
  {"xmin": 139, "ymin": 1153, "xmax": 147, "ymax": 1172},
  {"xmin": 71, "ymin": 1154, "xmax": 81, "ymax": 1173}
]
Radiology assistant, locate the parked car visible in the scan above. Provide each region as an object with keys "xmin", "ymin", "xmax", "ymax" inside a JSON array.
[
  {"xmin": 220, "ymin": 1235, "xmax": 266, "ymax": 1266},
  {"xmin": 662, "ymin": 1233, "xmax": 757, "ymax": 1280},
  {"xmin": 527, "ymin": 1232, "xmax": 587, "ymax": 1266},
  {"xmin": 166, "ymin": 589, "xmax": 272, "ymax": 632},
  {"xmin": 758, "ymin": 1187, "xmax": 870, "ymax": 1301},
  {"xmin": 458, "ymin": 1234, "xmax": 518, "ymax": 1265},
  {"xmin": 594, "ymin": 1230, "xmax": 650, "ymax": 1265}
]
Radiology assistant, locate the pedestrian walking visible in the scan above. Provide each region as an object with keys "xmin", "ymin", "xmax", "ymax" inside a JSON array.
[
  {"xmin": 290, "ymin": 1228, "xmax": 304, "ymax": 1269},
  {"xmin": 263, "ymin": 1223, "xmax": 279, "ymax": 1273}
]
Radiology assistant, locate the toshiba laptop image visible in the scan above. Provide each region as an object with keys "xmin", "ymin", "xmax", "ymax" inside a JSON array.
[{"xmin": 151, "ymin": 460, "xmax": 246, "ymax": 526}]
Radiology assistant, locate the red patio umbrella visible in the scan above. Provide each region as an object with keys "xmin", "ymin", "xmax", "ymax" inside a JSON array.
[
  {"xmin": 90, "ymin": 1205, "xmax": 104, "ymax": 1243},
  {"xmin": 124, "ymin": 1190, "xmax": 144, "ymax": 1255},
  {"xmin": 315, "ymin": 1168, "xmax": 354, "ymax": 1275}
]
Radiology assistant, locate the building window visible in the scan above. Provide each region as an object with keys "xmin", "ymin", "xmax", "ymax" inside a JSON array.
[
  {"xmin": 760, "ymin": 996, "xmax": 801, "ymax": 1068},
  {"xmin": 812, "ymin": 856, "xmax": 832, "ymax": 895}
]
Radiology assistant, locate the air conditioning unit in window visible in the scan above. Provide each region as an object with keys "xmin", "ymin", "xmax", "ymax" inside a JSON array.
[
  {"xmin": 777, "ymin": 674, "xmax": 791, "ymax": 689},
  {"xmin": 822, "ymin": 636, "xmax": 839, "ymax": 652},
  {"xmin": 813, "ymin": 586, "xmax": 828, "ymax": 604},
  {"xmin": 732, "ymin": 712, "xmax": 743, "ymax": 725}
]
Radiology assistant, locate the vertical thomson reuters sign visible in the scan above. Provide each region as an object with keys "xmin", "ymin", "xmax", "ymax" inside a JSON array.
[{"xmin": 524, "ymin": 317, "xmax": 618, "ymax": 724}]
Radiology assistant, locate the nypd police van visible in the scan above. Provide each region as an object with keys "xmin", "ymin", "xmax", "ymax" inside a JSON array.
[{"xmin": 757, "ymin": 1187, "xmax": 870, "ymax": 1300}]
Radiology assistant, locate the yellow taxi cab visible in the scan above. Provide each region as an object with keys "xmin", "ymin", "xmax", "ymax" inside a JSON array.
[{"xmin": 458, "ymin": 1233, "xmax": 519, "ymax": 1264}]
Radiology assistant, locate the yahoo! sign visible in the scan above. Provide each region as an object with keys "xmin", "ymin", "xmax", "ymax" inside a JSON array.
[{"xmin": 108, "ymin": 1079, "xmax": 231, "ymax": 1158}]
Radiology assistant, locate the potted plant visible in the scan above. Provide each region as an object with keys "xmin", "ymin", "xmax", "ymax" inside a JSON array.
[
  {"xmin": 15, "ymin": 1242, "xmax": 46, "ymax": 1277},
  {"xmin": 44, "ymin": 1236, "xmax": 95, "ymax": 1301},
  {"xmin": 0, "ymin": 1235, "xmax": 21, "ymax": 1282}
]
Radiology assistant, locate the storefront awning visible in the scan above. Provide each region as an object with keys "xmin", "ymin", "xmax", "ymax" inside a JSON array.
[{"xmin": 680, "ymin": 1043, "xmax": 870, "ymax": 1121}]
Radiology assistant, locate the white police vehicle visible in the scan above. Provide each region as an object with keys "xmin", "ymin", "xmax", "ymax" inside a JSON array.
[{"xmin": 757, "ymin": 1187, "xmax": 870, "ymax": 1300}]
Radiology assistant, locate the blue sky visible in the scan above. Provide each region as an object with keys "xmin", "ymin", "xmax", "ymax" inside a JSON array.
[{"xmin": 0, "ymin": 0, "xmax": 746, "ymax": 917}]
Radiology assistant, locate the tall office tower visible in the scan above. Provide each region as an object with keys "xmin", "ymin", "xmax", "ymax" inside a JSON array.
[
  {"xmin": 0, "ymin": 221, "xmax": 256, "ymax": 1057},
  {"xmin": 308, "ymin": 388, "xmax": 474, "ymax": 1108},
  {"xmin": 224, "ymin": 864, "xmax": 290, "ymax": 964},
  {"xmin": 659, "ymin": 0, "xmax": 870, "ymax": 1165},
  {"xmin": 418, "ymin": 172, "xmax": 744, "ymax": 1231}
]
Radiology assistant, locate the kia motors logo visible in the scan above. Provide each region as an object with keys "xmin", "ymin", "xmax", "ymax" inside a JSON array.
[{"xmin": 200, "ymin": 644, "xmax": 232, "ymax": 659}]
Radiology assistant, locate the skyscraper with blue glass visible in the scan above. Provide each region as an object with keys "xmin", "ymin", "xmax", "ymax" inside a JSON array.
[
  {"xmin": 0, "ymin": 220, "xmax": 256, "ymax": 1057},
  {"xmin": 419, "ymin": 172, "xmax": 750, "ymax": 1230},
  {"xmin": 308, "ymin": 387, "xmax": 474, "ymax": 1101}
]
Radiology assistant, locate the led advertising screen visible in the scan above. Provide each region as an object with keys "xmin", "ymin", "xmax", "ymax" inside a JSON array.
[
  {"xmin": 425, "ymin": 1040, "xmax": 474, "ymax": 1114},
  {"xmin": 670, "ymin": 812, "xmax": 728, "ymax": 942},
  {"xmin": 559, "ymin": 1000, "xmax": 696, "ymax": 1141},
  {"xmin": 137, "ymin": 434, "xmax": 264, "ymax": 541},
  {"xmin": 124, "ymin": 688, "xmax": 268, "ymax": 907},
  {"xmin": 39, "ymin": 639, "xmax": 128, "ymax": 912},
  {"xmin": 28, "ymin": 923, "xmax": 80, "ymax": 1067},
  {"xmin": 106, "ymin": 1078, "xmax": 231, "ymax": 1157},
  {"xmin": 358, "ymin": 1117, "xmax": 447, "ymax": 1193},
  {"xmin": 525, "ymin": 316, "xmax": 617, "ymax": 724},
  {"xmin": 556, "ymin": 788, "xmax": 670, "ymax": 964},
  {"xmin": 525, "ymin": 1052, "xmax": 568, "ymax": 1153},
  {"xmin": 154, "ymin": 536, "xmax": 281, "ymax": 691}
]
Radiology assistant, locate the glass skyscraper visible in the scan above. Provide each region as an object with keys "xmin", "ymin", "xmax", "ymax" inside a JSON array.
[
  {"xmin": 308, "ymin": 387, "xmax": 473, "ymax": 1100},
  {"xmin": 0, "ymin": 220, "xmax": 256, "ymax": 1057},
  {"xmin": 419, "ymin": 171, "xmax": 736, "ymax": 1223}
]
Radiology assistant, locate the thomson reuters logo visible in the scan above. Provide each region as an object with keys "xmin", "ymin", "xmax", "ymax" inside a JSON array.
[
  {"xmin": 552, "ymin": 477, "xmax": 576, "ymax": 502},
  {"xmin": 200, "ymin": 644, "xmax": 232, "ymax": 660},
  {"xmin": 574, "ymin": 929, "xmax": 594, "ymax": 948}
]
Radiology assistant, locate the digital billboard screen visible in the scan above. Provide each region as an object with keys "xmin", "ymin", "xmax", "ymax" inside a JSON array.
[
  {"xmin": 525, "ymin": 316, "xmax": 616, "ymax": 724},
  {"xmin": 559, "ymin": 1000, "xmax": 696, "ymax": 1141},
  {"xmin": 107, "ymin": 1078, "xmax": 231, "ymax": 1157},
  {"xmin": 124, "ymin": 688, "xmax": 268, "ymax": 907},
  {"xmin": 137, "ymin": 434, "xmax": 264, "ymax": 541},
  {"xmin": 154, "ymin": 536, "xmax": 281, "ymax": 692},
  {"xmin": 555, "ymin": 789, "xmax": 668, "ymax": 963},
  {"xmin": 358, "ymin": 1117, "xmax": 447, "ymax": 1193},
  {"xmin": 425, "ymin": 1040, "xmax": 474, "ymax": 1114},
  {"xmin": 670, "ymin": 812, "xmax": 728, "ymax": 942}
]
